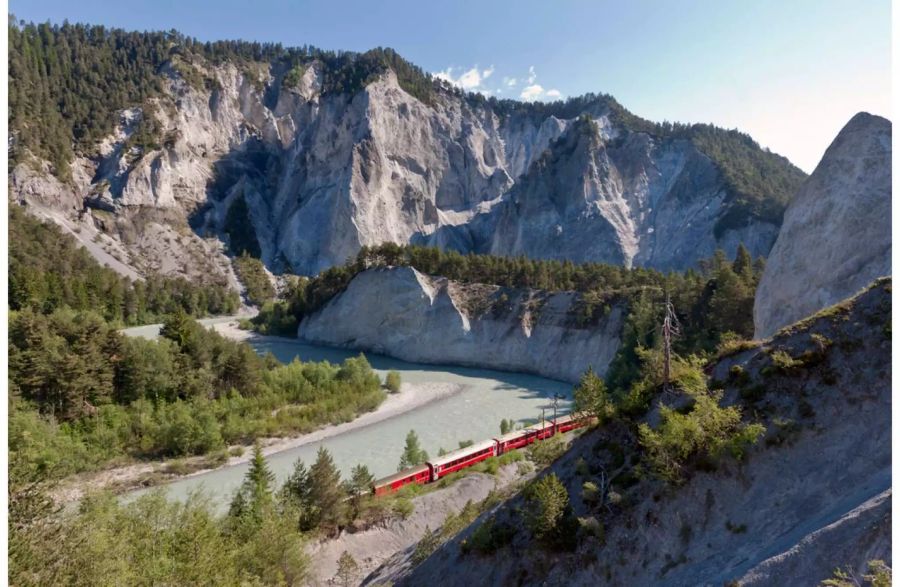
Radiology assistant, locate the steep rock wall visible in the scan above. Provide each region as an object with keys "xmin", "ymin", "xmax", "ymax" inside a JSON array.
[
  {"xmin": 753, "ymin": 113, "xmax": 891, "ymax": 339},
  {"xmin": 11, "ymin": 56, "xmax": 797, "ymax": 282},
  {"xmin": 297, "ymin": 266, "xmax": 625, "ymax": 383}
]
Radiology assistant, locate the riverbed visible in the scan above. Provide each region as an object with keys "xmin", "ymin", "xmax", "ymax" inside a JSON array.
[{"xmin": 125, "ymin": 319, "xmax": 573, "ymax": 511}]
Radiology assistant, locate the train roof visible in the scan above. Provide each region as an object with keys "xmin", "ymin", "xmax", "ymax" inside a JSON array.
[
  {"xmin": 494, "ymin": 428, "xmax": 530, "ymax": 444},
  {"xmin": 429, "ymin": 439, "xmax": 497, "ymax": 468},
  {"xmin": 372, "ymin": 463, "xmax": 430, "ymax": 488}
]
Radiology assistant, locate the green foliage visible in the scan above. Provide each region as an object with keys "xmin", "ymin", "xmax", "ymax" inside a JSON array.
[
  {"xmin": 305, "ymin": 446, "xmax": 348, "ymax": 532},
  {"xmin": 251, "ymin": 300, "xmax": 300, "ymax": 336},
  {"xmin": 336, "ymin": 551, "xmax": 360, "ymax": 587},
  {"xmin": 527, "ymin": 433, "xmax": 566, "ymax": 466},
  {"xmin": 581, "ymin": 481, "xmax": 600, "ymax": 504},
  {"xmin": 462, "ymin": 515, "xmax": 516, "ymax": 555},
  {"xmin": 524, "ymin": 473, "xmax": 576, "ymax": 549},
  {"xmin": 385, "ymin": 370, "xmax": 402, "ymax": 393},
  {"xmin": 234, "ymin": 253, "xmax": 275, "ymax": 306},
  {"xmin": 398, "ymin": 429, "xmax": 429, "ymax": 471},
  {"xmin": 9, "ymin": 478, "xmax": 309, "ymax": 587},
  {"xmin": 9, "ymin": 207, "xmax": 238, "ymax": 322},
  {"xmin": 228, "ymin": 443, "xmax": 275, "ymax": 524},
  {"xmin": 573, "ymin": 367, "xmax": 610, "ymax": 421},
  {"xmin": 499, "ymin": 418, "xmax": 515, "ymax": 434},
  {"xmin": 638, "ymin": 388, "xmax": 766, "ymax": 483},
  {"xmin": 9, "ymin": 20, "xmax": 169, "ymax": 177},
  {"xmin": 9, "ymin": 308, "xmax": 385, "ymax": 477},
  {"xmin": 822, "ymin": 561, "xmax": 891, "ymax": 587}
]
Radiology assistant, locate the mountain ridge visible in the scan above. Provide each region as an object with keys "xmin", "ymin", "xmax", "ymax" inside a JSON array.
[{"xmin": 9, "ymin": 19, "xmax": 806, "ymax": 280}]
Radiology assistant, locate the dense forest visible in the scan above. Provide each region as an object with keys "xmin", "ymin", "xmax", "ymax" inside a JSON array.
[{"xmin": 9, "ymin": 205, "xmax": 239, "ymax": 323}]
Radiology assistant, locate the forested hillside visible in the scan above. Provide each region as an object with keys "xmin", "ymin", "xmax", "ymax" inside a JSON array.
[{"xmin": 9, "ymin": 205, "xmax": 239, "ymax": 322}]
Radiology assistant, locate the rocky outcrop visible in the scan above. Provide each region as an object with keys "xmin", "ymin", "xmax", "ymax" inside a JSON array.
[
  {"xmin": 297, "ymin": 266, "xmax": 625, "ymax": 383},
  {"xmin": 753, "ymin": 113, "xmax": 891, "ymax": 339},
  {"xmin": 11, "ymin": 53, "xmax": 804, "ymax": 283},
  {"xmin": 404, "ymin": 279, "xmax": 892, "ymax": 586}
]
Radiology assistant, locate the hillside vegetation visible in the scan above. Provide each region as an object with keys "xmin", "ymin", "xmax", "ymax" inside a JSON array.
[
  {"xmin": 9, "ymin": 205, "xmax": 239, "ymax": 323},
  {"xmin": 7, "ymin": 209, "xmax": 386, "ymax": 479},
  {"xmin": 404, "ymin": 279, "xmax": 891, "ymax": 585}
]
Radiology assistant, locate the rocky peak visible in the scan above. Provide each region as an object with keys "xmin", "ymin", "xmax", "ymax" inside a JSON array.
[{"xmin": 753, "ymin": 112, "xmax": 891, "ymax": 339}]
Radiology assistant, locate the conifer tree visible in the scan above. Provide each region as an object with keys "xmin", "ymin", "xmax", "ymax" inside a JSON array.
[
  {"xmin": 398, "ymin": 430, "xmax": 429, "ymax": 471},
  {"xmin": 304, "ymin": 446, "xmax": 347, "ymax": 532}
]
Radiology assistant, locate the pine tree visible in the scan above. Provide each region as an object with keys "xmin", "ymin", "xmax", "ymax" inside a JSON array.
[
  {"xmin": 347, "ymin": 464, "xmax": 374, "ymax": 517},
  {"xmin": 335, "ymin": 551, "xmax": 359, "ymax": 587},
  {"xmin": 732, "ymin": 243, "xmax": 754, "ymax": 281},
  {"xmin": 304, "ymin": 446, "xmax": 346, "ymax": 532},
  {"xmin": 398, "ymin": 430, "xmax": 429, "ymax": 471},
  {"xmin": 229, "ymin": 443, "xmax": 274, "ymax": 523},
  {"xmin": 573, "ymin": 367, "xmax": 609, "ymax": 421}
]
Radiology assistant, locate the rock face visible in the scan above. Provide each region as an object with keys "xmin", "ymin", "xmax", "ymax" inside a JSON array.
[
  {"xmin": 403, "ymin": 279, "xmax": 892, "ymax": 586},
  {"xmin": 10, "ymin": 55, "xmax": 803, "ymax": 283},
  {"xmin": 297, "ymin": 267, "xmax": 625, "ymax": 383},
  {"xmin": 753, "ymin": 113, "xmax": 891, "ymax": 339}
]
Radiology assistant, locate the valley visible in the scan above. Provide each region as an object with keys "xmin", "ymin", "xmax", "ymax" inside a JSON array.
[{"xmin": 6, "ymin": 11, "xmax": 892, "ymax": 587}]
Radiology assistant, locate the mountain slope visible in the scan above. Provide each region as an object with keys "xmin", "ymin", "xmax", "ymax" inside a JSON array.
[
  {"xmin": 402, "ymin": 278, "xmax": 891, "ymax": 586},
  {"xmin": 9, "ymin": 21, "xmax": 806, "ymax": 281},
  {"xmin": 754, "ymin": 112, "xmax": 892, "ymax": 339}
]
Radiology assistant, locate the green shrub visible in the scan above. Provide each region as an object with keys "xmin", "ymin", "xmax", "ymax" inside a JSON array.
[
  {"xmin": 528, "ymin": 434, "xmax": 566, "ymax": 466},
  {"xmin": 463, "ymin": 516, "xmax": 515, "ymax": 555},
  {"xmin": 581, "ymin": 481, "xmax": 600, "ymax": 505},
  {"xmin": 578, "ymin": 516, "xmax": 604, "ymax": 541},
  {"xmin": 385, "ymin": 370, "xmax": 402, "ymax": 393},
  {"xmin": 524, "ymin": 474, "xmax": 576, "ymax": 549},
  {"xmin": 638, "ymin": 389, "xmax": 765, "ymax": 483}
]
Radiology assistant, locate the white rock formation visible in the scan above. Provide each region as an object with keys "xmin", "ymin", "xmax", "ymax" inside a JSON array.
[
  {"xmin": 10, "ymin": 57, "xmax": 799, "ymax": 283},
  {"xmin": 753, "ymin": 113, "xmax": 891, "ymax": 339},
  {"xmin": 297, "ymin": 266, "xmax": 625, "ymax": 383}
]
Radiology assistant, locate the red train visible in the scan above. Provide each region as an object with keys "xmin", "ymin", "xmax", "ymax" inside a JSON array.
[{"xmin": 372, "ymin": 414, "xmax": 592, "ymax": 496}]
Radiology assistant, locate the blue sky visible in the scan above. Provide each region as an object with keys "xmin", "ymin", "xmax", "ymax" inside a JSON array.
[{"xmin": 10, "ymin": 0, "xmax": 891, "ymax": 171}]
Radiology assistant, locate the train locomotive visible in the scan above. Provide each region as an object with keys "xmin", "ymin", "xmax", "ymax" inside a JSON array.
[{"xmin": 372, "ymin": 413, "xmax": 590, "ymax": 496}]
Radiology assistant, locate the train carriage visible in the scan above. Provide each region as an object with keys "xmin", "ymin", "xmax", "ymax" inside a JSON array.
[
  {"xmin": 553, "ymin": 413, "xmax": 580, "ymax": 434},
  {"xmin": 428, "ymin": 439, "xmax": 497, "ymax": 481},
  {"xmin": 493, "ymin": 428, "xmax": 531, "ymax": 454},
  {"xmin": 372, "ymin": 463, "xmax": 431, "ymax": 496}
]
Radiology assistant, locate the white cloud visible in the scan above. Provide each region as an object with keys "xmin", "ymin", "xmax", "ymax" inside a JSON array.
[
  {"xmin": 503, "ymin": 77, "xmax": 517, "ymax": 87},
  {"xmin": 527, "ymin": 66, "xmax": 537, "ymax": 84},
  {"xmin": 520, "ymin": 84, "xmax": 545, "ymax": 100},
  {"xmin": 545, "ymin": 89, "xmax": 562, "ymax": 98},
  {"xmin": 457, "ymin": 67, "xmax": 482, "ymax": 89},
  {"xmin": 434, "ymin": 65, "xmax": 489, "ymax": 91}
]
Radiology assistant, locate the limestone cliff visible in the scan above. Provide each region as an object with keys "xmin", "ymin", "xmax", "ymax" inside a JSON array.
[
  {"xmin": 297, "ymin": 266, "xmax": 625, "ymax": 383},
  {"xmin": 753, "ymin": 113, "xmax": 891, "ymax": 339},
  {"xmin": 10, "ymin": 48, "xmax": 805, "ymax": 283}
]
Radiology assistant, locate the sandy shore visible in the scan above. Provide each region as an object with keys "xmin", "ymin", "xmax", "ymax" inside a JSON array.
[{"xmin": 53, "ymin": 320, "xmax": 467, "ymax": 503}]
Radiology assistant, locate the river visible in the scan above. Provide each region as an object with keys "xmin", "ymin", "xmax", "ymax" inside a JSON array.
[{"xmin": 124, "ymin": 318, "xmax": 573, "ymax": 511}]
